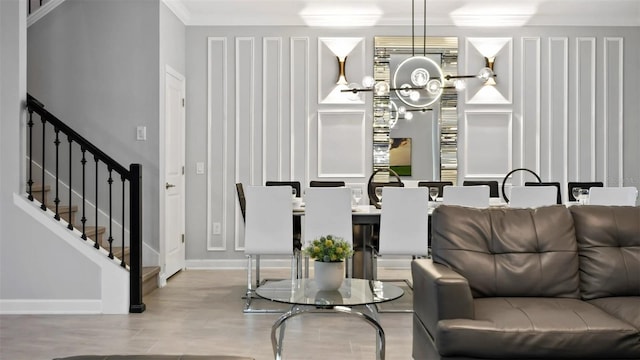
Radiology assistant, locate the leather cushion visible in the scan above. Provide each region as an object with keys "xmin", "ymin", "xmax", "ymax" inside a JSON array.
[
  {"xmin": 588, "ymin": 296, "xmax": 640, "ymax": 329},
  {"xmin": 432, "ymin": 205, "xmax": 579, "ymax": 298},
  {"xmin": 570, "ymin": 206, "xmax": 640, "ymax": 299},
  {"xmin": 436, "ymin": 297, "xmax": 640, "ymax": 358},
  {"xmin": 54, "ymin": 356, "xmax": 254, "ymax": 360}
]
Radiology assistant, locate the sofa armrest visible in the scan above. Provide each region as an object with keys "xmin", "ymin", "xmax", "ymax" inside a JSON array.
[{"xmin": 411, "ymin": 258, "xmax": 474, "ymax": 338}]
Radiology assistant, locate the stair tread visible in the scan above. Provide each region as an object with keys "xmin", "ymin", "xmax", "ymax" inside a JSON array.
[
  {"xmin": 31, "ymin": 184, "xmax": 51, "ymax": 192},
  {"xmin": 142, "ymin": 266, "xmax": 161, "ymax": 282}
]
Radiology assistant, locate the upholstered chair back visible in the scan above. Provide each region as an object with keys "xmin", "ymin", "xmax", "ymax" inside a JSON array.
[
  {"xmin": 570, "ymin": 205, "xmax": 640, "ymax": 300},
  {"xmin": 431, "ymin": 205, "xmax": 580, "ymax": 298}
]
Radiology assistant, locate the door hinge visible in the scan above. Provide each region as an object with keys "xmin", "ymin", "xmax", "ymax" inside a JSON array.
[
  {"xmin": 182, "ymin": 166, "xmax": 184, "ymax": 175},
  {"xmin": 181, "ymin": 234, "xmax": 185, "ymax": 243},
  {"xmin": 182, "ymin": 98, "xmax": 185, "ymax": 107}
]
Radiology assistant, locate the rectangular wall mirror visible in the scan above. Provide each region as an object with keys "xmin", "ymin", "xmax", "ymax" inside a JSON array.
[{"xmin": 373, "ymin": 36, "xmax": 458, "ymax": 184}]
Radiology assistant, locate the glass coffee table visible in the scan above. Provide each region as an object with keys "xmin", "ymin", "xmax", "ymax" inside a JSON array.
[{"xmin": 255, "ymin": 278, "xmax": 404, "ymax": 360}]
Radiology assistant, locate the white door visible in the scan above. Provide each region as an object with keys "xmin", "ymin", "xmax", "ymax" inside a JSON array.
[{"xmin": 164, "ymin": 67, "xmax": 186, "ymax": 278}]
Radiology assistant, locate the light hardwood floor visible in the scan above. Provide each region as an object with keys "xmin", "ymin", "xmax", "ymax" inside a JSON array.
[{"xmin": 1, "ymin": 268, "xmax": 414, "ymax": 360}]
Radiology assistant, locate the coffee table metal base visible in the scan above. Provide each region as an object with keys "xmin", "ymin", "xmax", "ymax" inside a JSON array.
[{"xmin": 271, "ymin": 303, "xmax": 385, "ymax": 360}]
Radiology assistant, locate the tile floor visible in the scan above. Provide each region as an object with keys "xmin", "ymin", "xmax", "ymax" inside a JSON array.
[{"xmin": 0, "ymin": 268, "xmax": 414, "ymax": 360}]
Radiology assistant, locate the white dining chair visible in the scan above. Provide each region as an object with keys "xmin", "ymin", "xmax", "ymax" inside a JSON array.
[
  {"xmin": 442, "ymin": 185, "xmax": 490, "ymax": 208},
  {"xmin": 588, "ymin": 187, "xmax": 638, "ymax": 206},
  {"xmin": 243, "ymin": 186, "xmax": 297, "ymax": 312},
  {"xmin": 508, "ymin": 186, "xmax": 558, "ymax": 208},
  {"xmin": 303, "ymin": 187, "xmax": 353, "ymax": 277},
  {"xmin": 377, "ymin": 187, "xmax": 429, "ymax": 291}
]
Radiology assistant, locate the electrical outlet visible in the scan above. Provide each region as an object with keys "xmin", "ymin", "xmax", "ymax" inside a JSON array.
[{"xmin": 212, "ymin": 222, "xmax": 221, "ymax": 235}]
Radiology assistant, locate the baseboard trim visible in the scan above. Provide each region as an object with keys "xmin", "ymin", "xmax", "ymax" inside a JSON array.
[
  {"xmin": 186, "ymin": 258, "xmax": 412, "ymax": 270},
  {"xmin": 0, "ymin": 299, "xmax": 102, "ymax": 314}
]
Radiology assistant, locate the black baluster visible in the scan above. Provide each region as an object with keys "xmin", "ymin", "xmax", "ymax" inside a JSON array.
[
  {"xmin": 53, "ymin": 128, "xmax": 61, "ymax": 220},
  {"xmin": 67, "ymin": 136, "xmax": 74, "ymax": 230},
  {"xmin": 81, "ymin": 148, "xmax": 87, "ymax": 240},
  {"xmin": 107, "ymin": 168, "xmax": 114, "ymax": 259},
  {"xmin": 40, "ymin": 115, "xmax": 46, "ymax": 211},
  {"xmin": 121, "ymin": 174, "xmax": 126, "ymax": 267},
  {"xmin": 94, "ymin": 156, "xmax": 100, "ymax": 249},
  {"xmin": 27, "ymin": 109, "xmax": 34, "ymax": 201},
  {"xmin": 28, "ymin": 0, "xmax": 31, "ymax": 15}
]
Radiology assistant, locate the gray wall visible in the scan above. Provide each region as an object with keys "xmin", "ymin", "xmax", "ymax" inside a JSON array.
[
  {"xmin": 1, "ymin": 0, "xmax": 102, "ymax": 304},
  {"xmin": 27, "ymin": 0, "xmax": 162, "ymax": 253},
  {"xmin": 185, "ymin": 25, "xmax": 640, "ymax": 266}
]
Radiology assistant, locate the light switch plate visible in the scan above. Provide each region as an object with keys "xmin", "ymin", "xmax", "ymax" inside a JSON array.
[
  {"xmin": 196, "ymin": 162, "xmax": 205, "ymax": 175},
  {"xmin": 136, "ymin": 126, "xmax": 146, "ymax": 141}
]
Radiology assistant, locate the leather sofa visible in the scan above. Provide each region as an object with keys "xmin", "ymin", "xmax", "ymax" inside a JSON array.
[{"xmin": 412, "ymin": 204, "xmax": 640, "ymax": 359}]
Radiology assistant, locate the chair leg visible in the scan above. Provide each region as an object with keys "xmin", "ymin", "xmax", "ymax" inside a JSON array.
[
  {"xmin": 245, "ymin": 255, "xmax": 253, "ymax": 310},
  {"xmin": 255, "ymin": 254, "xmax": 261, "ymax": 288}
]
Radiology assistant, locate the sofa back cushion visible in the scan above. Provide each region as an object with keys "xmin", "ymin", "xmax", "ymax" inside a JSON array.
[
  {"xmin": 570, "ymin": 205, "xmax": 640, "ymax": 300},
  {"xmin": 431, "ymin": 205, "xmax": 580, "ymax": 298}
]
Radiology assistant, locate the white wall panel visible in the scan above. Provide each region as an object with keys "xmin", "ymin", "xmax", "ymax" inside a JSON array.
[
  {"xmin": 546, "ymin": 38, "xmax": 568, "ymax": 191},
  {"xmin": 262, "ymin": 37, "xmax": 283, "ymax": 182},
  {"xmin": 206, "ymin": 37, "xmax": 227, "ymax": 251},
  {"xmin": 463, "ymin": 111, "xmax": 513, "ymax": 178},
  {"xmin": 574, "ymin": 37, "xmax": 596, "ymax": 181},
  {"xmin": 235, "ymin": 37, "xmax": 255, "ymax": 250},
  {"xmin": 291, "ymin": 38, "xmax": 309, "ymax": 185},
  {"xmin": 604, "ymin": 37, "xmax": 624, "ymax": 186},
  {"xmin": 521, "ymin": 38, "xmax": 541, "ymax": 176},
  {"xmin": 317, "ymin": 110, "xmax": 366, "ymax": 177}
]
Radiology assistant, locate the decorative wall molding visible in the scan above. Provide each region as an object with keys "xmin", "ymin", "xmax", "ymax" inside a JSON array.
[
  {"xmin": 290, "ymin": 37, "xmax": 310, "ymax": 187},
  {"xmin": 317, "ymin": 110, "xmax": 366, "ymax": 177},
  {"xmin": 604, "ymin": 37, "xmax": 624, "ymax": 186},
  {"xmin": 520, "ymin": 37, "xmax": 541, "ymax": 176},
  {"xmin": 262, "ymin": 37, "xmax": 283, "ymax": 181},
  {"xmin": 207, "ymin": 37, "xmax": 228, "ymax": 251},
  {"xmin": 575, "ymin": 37, "xmax": 597, "ymax": 181},
  {"xmin": 546, "ymin": 37, "xmax": 568, "ymax": 191},
  {"xmin": 463, "ymin": 111, "xmax": 513, "ymax": 179}
]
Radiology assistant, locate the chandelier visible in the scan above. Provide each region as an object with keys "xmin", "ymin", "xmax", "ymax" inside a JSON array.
[{"xmin": 342, "ymin": 0, "xmax": 496, "ymax": 109}]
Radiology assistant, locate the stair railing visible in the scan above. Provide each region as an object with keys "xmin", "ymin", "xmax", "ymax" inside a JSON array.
[{"xmin": 25, "ymin": 94, "xmax": 145, "ymax": 313}]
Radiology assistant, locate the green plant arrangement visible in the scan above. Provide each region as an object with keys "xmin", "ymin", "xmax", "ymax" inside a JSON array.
[{"xmin": 303, "ymin": 235, "xmax": 353, "ymax": 262}]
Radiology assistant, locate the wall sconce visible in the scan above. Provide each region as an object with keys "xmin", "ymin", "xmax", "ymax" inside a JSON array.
[
  {"xmin": 336, "ymin": 56, "xmax": 348, "ymax": 85},
  {"xmin": 483, "ymin": 56, "xmax": 496, "ymax": 86}
]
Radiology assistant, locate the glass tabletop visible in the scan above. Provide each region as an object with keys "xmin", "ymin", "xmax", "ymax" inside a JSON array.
[{"xmin": 255, "ymin": 278, "xmax": 404, "ymax": 307}]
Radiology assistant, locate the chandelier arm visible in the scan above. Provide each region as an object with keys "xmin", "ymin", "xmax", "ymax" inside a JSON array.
[{"xmin": 423, "ymin": 0, "xmax": 426, "ymax": 56}]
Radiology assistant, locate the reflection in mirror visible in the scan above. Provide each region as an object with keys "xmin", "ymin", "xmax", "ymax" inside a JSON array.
[{"xmin": 373, "ymin": 36, "xmax": 458, "ymax": 184}]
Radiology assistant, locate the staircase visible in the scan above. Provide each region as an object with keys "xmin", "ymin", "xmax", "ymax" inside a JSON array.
[
  {"xmin": 26, "ymin": 94, "xmax": 156, "ymax": 312},
  {"xmin": 31, "ymin": 181, "xmax": 160, "ymax": 297}
]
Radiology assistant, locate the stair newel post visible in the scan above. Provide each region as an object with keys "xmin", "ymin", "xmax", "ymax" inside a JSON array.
[
  {"xmin": 129, "ymin": 163, "xmax": 146, "ymax": 313},
  {"xmin": 94, "ymin": 155, "xmax": 100, "ymax": 249},
  {"xmin": 80, "ymin": 147, "xmax": 87, "ymax": 240},
  {"xmin": 67, "ymin": 136, "xmax": 74, "ymax": 230},
  {"xmin": 53, "ymin": 127, "xmax": 61, "ymax": 221},
  {"xmin": 120, "ymin": 173, "xmax": 126, "ymax": 267},
  {"xmin": 40, "ymin": 115, "xmax": 47, "ymax": 211},
  {"xmin": 107, "ymin": 168, "xmax": 114, "ymax": 259},
  {"xmin": 27, "ymin": 109, "xmax": 34, "ymax": 201}
]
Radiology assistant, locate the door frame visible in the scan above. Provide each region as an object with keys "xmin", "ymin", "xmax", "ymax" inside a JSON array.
[{"xmin": 159, "ymin": 64, "xmax": 186, "ymax": 286}]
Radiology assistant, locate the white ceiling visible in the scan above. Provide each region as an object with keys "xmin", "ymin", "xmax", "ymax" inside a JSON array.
[{"xmin": 163, "ymin": 0, "xmax": 640, "ymax": 27}]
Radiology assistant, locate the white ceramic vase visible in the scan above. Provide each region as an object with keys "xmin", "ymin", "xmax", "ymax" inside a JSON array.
[{"xmin": 314, "ymin": 261, "xmax": 345, "ymax": 291}]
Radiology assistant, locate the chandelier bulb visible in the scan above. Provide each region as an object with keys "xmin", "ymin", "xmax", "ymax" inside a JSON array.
[
  {"xmin": 404, "ymin": 111, "xmax": 414, "ymax": 120},
  {"xmin": 362, "ymin": 75, "xmax": 375, "ymax": 89},
  {"xmin": 477, "ymin": 67, "xmax": 494, "ymax": 81},
  {"xmin": 411, "ymin": 68, "xmax": 430, "ymax": 87},
  {"xmin": 374, "ymin": 81, "xmax": 390, "ymax": 96},
  {"xmin": 454, "ymin": 79, "xmax": 467, "ymax": 92},
  {"xmin": 426, "ymin": 79, "xmax": 442, "ymax": 94},
  {"xmin": 409, "ymin": 90, "xmax": 420, "ymax": 101}
]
